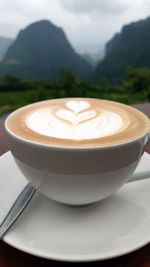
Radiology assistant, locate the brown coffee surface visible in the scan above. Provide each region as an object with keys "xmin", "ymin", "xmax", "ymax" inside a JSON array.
[{"xmin": 6, "ymin": 98, "xmax": 150, "ymax": 148}]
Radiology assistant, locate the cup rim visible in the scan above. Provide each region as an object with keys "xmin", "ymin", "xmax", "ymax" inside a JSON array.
[{"xmin": 5, "ymin": 116, "xmax": 150, "ymax": 151}]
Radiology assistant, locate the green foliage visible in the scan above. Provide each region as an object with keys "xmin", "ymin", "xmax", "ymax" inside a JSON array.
[
  {"xmin": 123, "ymin": 67, "xmax": 150, "ymax": 93},
  {"xmin": 0, "ymin": 90, "xmax": 37, "ymax": 115},
  {"xmin": 0, "ymin": 67, "xmax": 150, "ymax": 115}
]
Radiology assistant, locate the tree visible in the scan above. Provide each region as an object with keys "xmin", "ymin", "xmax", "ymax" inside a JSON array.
[
  {"xmin": 58, "ymin": 69, "xmax": 79, "ymax": 97},
  {"xmin": 124, "ymin": 67, "xmax": 150, "ymax": 93}
]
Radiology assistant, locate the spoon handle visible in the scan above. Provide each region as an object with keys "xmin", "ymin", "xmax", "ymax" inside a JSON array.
[{"xmin": 0, "ymin": 183, "xmax": 36, "ymax": 240}]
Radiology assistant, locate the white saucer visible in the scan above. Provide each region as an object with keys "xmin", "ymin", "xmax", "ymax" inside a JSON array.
[{"xmin": 0, "ymin": 152, "xmax": 150, "ymax": 262}]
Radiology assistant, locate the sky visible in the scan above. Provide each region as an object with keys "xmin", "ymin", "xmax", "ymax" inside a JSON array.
[{"xmin": 0, "ymin": 0, "xmax": 150, "ymax": 53}]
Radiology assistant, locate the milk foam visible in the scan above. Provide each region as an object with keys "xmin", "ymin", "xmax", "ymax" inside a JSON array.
[{"xmin": 25, "ymin": 100, "xmax": 126, "ymax": 140}]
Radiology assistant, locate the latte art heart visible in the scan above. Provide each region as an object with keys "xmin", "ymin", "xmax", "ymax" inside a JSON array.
[
  {"xmin": 26, "ymin": 100, "xmax": 126, "ymax": 140},
  {"xmin": 66, "ymin": 100, "xmax": 90, "ymax": 113},
  {"xmin": 56, "ymin": 109, "xmax": 97, "ymax": 126}
]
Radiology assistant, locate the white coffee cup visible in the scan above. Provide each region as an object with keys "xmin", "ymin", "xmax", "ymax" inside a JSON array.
[
  {"xmin": 5, "ymin": 118, "xmax": 150, "ymax": 206},
  {"xmin": 5, "ymin": 98, "xmax": 150, "ymax": 205}
]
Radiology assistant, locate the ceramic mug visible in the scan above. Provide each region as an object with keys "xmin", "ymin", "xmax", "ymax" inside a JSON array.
[{"xmin": 5, "ymin": 113, "xmax": 150, "ymax": 205}]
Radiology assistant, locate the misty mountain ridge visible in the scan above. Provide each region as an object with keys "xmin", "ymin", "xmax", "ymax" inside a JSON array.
[
  {"xmin": 0, "ymin": 37, "xmax": 13, "ymax": 61},
  {"xmin": 0, "ymin": 20, "xmax": 92, "ymax": 80}
]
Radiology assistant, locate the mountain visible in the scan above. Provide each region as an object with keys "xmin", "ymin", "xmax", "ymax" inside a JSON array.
[
  {"xmin": 95, "ymin": 16, "xmax": 150, "ymax": 82},
  {"xmin": 0, "ymin": 20, "xmax": 92, "ymax": 80},
  {"xmin": 0, "ymin": 37, "xmax": 13, "ymax": 61}
]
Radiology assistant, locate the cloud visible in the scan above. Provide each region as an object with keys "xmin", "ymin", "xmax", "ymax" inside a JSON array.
[
  {"xmin": 59, "ymin": 0, "xmax": 130, "ymax": 15},
  {"xmin": 0, "ymin": 0, "xmax": 62, "ymax": 37},
  {"xmin": 0, "ymin": 0, "xmax": 150, "ymax": 52}
]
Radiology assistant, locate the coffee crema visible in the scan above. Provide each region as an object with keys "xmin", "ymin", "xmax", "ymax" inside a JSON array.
[{"xmin": 6, "ymin": 98, "xmax": 150, "ymax": 148}]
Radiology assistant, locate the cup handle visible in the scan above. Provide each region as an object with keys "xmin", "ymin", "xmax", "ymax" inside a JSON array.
[
  {"xmin": 128, "ymin": 131, "xmax": 150, "ymax": 183},
  {"xmin": 144, "ymin": 130, "xmax": 150, "ymax": 147},
  {"xmin": 128, "ymin": 170, "xmax": 150, "ymax": 183}
]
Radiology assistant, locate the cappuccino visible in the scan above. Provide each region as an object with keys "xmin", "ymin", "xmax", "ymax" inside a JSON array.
[{"xmin": 6, "ymin": 98, "xmax": 150, "ymax": 148}]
